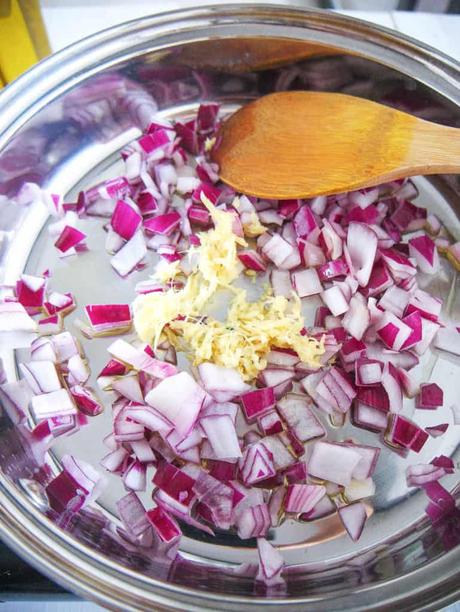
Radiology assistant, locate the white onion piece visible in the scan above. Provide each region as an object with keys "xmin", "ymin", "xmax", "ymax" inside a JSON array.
[
  {"xmin": 346, "ymin": 222, "xmax": 377, "ymax": 287},
  {"xmin": 256, "ymin": 538, "xmax": 284, "ymax": 584},
  {"xmin": 111, "ymin": 230, "xmax": 146, "ymax": 277},
  {"xmin": 31, "ymin": 388, "xmax": 76, "ymax": 420},
  {"xmin": 276, "ymin": 394, "xmax": 325, "ymax": 442},
  {"xmin": 198, "ymin": 362, "xmax": 250, "ymax": 401},
  {"xmin": 146, "ymin": 371, "xmax": 205, "ymax": 436},
  {"xmin": 309, "ymin": 441, "xmax": 361, "ymax": 486},
  {"xmin": 338, "ymin": 502, "xmax": 368, "ymax": 541},
  {"xmin": 200, "ymin": 415, "xmax": 242, "ymax": 459},
  {"xmin": 61, "ymin": 454, "xmax": 106, "ymax": 508},
  {"xmin": 112, "ymin": 375, "xmax": 144, "ymax": 403},
  {"xmin": 321, "ymin": 286, "xmax": 349, "ymax": 316},
  {"xmin": 19, "ymin": 361, "xmax": 61, "ymax": 394},
  {"xmin": 291, "ymin": 268, "xmax": 322, "ymax": 297}
]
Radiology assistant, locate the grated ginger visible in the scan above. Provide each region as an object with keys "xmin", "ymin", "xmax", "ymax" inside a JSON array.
[
  {"xmin": 169, "ymin": 288, "xmax": 324, "ymax": 380},
  {"xmin": 133, "ymin": 196, "xmax": 324, "ymax": 380}
]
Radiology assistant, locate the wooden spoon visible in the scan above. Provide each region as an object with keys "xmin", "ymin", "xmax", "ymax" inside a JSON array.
[{"xmin": 212, "ymin": 91, "xmax": 460, "ymax": 199}]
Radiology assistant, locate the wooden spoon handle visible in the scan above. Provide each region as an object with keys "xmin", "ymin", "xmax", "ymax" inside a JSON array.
[{"xmin": 407, "ymin": 120, "xmax": 460, "ymax": 176}]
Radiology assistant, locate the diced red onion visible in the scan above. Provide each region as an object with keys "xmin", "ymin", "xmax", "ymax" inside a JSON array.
[
  {"xmin": 408, "ymin": 234, "xmax": 439, "ymax": 274},
  {"xmin": 70, "ymin": 385, "xmax": 103, "ymax": 416},
  {"xmin": 385, "ymin": 414, "xmax": 428, "ymax": 452},
  {"xmin": 415, "ymin": 383, "xmax": 443, "ymax": 409},
  {"xmin": 239, "ymin": 441, "xmax": 276, "ymax": 485},
  {"xmin": 284, "ymin": 484, "xmax": 326, "ymax": 513},
  {"xmin": 270, "ymin": 269, "xmax": 293, "ymax": 297},
  {"xmin": 51, "ymin": 331, "xmax": 79, "ymax": 363},
  {"xmin": 110, "ymin": 230, "xmax": 146, "ymax": 277},
  {"xmin": 376, "ymin": 312, "xmax": 411, "ymax": 351},
  {"xmin": 55, "ymin": 225, "xmax": 86, "ymax": 253},
  {"xmin": 240, "ymin": 387, "xmax": 276, "ymax": 422}
]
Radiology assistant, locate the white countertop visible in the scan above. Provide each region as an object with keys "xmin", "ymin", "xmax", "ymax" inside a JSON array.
[
  {"xmin": 8, "ymin": 3, "xmax": 458, "ymax": 612},
  {"xmin": 40, "ymin": 1, "xmax": 460, "ymax": 61}
]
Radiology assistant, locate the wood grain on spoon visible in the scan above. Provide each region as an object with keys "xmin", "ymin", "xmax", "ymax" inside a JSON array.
[{"xmin": 212, "ymin": 91, "xmax": 460, "ymax": 199}]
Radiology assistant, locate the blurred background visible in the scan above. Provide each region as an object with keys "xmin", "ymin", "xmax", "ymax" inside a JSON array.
[{"xmin": 0, "ymin": 0, "xmax": 459, "ymax": 88}]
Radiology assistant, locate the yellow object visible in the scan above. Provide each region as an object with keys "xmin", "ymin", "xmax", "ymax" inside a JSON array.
[
  {"xmin": 0, "ymin": 0, "xmax": 50, "ymax": 86},
  {"xmin": 133, "ymin": 197, "xmax": 324, "ymax": 380}
]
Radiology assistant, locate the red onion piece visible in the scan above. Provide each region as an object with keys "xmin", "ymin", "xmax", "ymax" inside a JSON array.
[
  {"xmin": 84, "ymin": 303, "xmax": 132, "ymax": 334},
  {"xmin": 0, "ymin": 380, "xmax": 31, "ymax": 424},
  {"xmin": 37, "ymin": 314, "xmax": 63, "ymax": 334},
  {"xmin": 415, "ymin": 383, "xmax": 443, "ymax": 409},
  {"xmin": 108, "ymin": 339, "xmax": 176, "ymax": 378},
  {"xmin": 284, "ymin": 484, "xmax": 326, "ymax": 513},
  {"xmin": 52, "ymin": 331, "xmax": 79, "ymax": 363},
  {"xmin": 408, "ymin": 234, "xmax": 439, "ymax": 274},
  {"xmin": 70, "ymin": 385, "xmax": 103, "ymax": 416},
  {"xmin": 101, "ymin": 447, "xmax": 129, "ymax": 472},
  {"xmin": 111, "ymin": 199, "xmax": 142, "ymax": 240},
  {"xmin": 238, "ymin": 249, "xmax": 267, "ymax": 272},
  {"xmin": 153, "ymin": 463, "xmax": 196, "ymax": 506},
  {"xmin": 16, "ymin": 274, "xmax": 46, "ymax": 311},
  {"xmin": 55, "ymin": 225, "xmax": 86, "ymax": 253},
  {"xmin": 239, "ymin": 441, "xmax": 276, "ymax": 485},
  {"xmin": 390, "ymin": 199, "xmax": 426, "ymax": 232},
  {"xmin": 262, "ymin": 234, "xmax": 295, "ymax": 268},
  {"xmin": 0, "ymin": 301, "xmax": 37, "ymax": 348},
  {"xmin": 110, "ymin": 230, "xmax": 146, "ymax": 277},
  {"xmin": 355, "ymin": 358, "xmax": 382, "ymax": 386},
  {"xmin": 342, "ymin": 443, "xmax": 380, "ymax": 480},
  {"xmin": 385, "ymin": 414, "xmax": 428, "ymax": 452},
  {"xmin": 376, "ymin": 312, "xmax": 411, "ymax": 351},
  {"xmin": 146, "ymin": 506, "xmax": 181, "ymax": 545},
  {"xmin": 240, "ymin": 387, "xmax": 276, "ymax": 422},
  {"xmin": 425, "ymin": 423, "xmax": 449, "ymax": 438},
  {"xmin": 342, "ymin": 294, "xmax": 370, "ymax": 341},
  {"xmin": 406, "ymin": 289, "xmax": 442, "ymax": 323},
  {"xmin": 406, "ymin": 463, "xmax": 450, "ymax": 487},
  {"xmin": 270, "ymin": 269, "xmax": 293, "ymax": 297}
]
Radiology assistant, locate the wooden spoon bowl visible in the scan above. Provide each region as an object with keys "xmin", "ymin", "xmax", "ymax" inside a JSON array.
[{"xmin": 212, "ymin": 91, "xmax": 460, "ymax": 199}]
